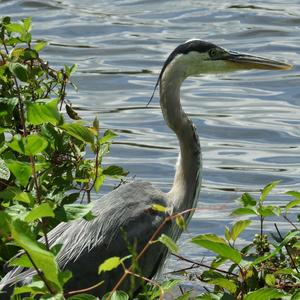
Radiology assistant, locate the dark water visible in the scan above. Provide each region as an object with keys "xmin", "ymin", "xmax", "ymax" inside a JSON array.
[{"xmin": 1, "ymin": 0, "xmax": 299, "ymax": 291}]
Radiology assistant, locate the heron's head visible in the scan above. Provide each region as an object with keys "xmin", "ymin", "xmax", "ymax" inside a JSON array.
[{"xmin": 160, "ymin": 39, "xmax": 292, "ymax": 82}]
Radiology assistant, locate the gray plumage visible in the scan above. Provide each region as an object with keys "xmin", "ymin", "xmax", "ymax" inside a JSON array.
[{"xmin": 0, "ymin": 40, "xmax": 291, "ymax": 298}]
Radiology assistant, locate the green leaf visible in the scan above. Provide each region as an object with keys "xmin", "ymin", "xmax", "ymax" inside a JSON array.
[
  {"xmin": 286, "ymin": 191, "xmax": 300, "ymax": 199},
  {"xmin": 66, "ymin": 104, "xmax": 81, "ymax": 120},
  {"xmin": 26, "ymin": 98, "xmax": 61, "ymax": 125},
  {"xmin": 176, "ymin": 214, "xmax": 187, "ymax": 230},
  {"xmin": 259, "ymin": 181, "xmax": 280, "ymax": 202},
  {"xmin": 257, "ymin": 205, "xmax": 281, "ymax": 217},
  {"xmin": 60, "ymin": 123, "xmax": 95, "ymax": 145},
  {"xmin": 103, "ymin": 165, "xmax": 128, "ymax": 178},
  {"xmin": 8, "ymin": 217, "xmax": 61, "ymax": 290},
  {"xmin": 22, "ymin": 17, "xmax": 32, "ymax": 31},
  {"xmin": 224, "ymin": 226, "xmax": 231, "ymax": 241},
  {"xmin": 5, "ymin": 160, "xmax": 32, "ymax": 186},
  {"xmin": 94, "ymin": 174, "xmax": 105, "ymax": 192},
  {"xmin": 24, "ymin": 203, "xmax": 55, "ymax": 222},
  {"xmin": 240, "ymin": 193, "xmax": 257, "ymax": 207},
  {"xmin": 291, "ymin": 291, "xmax": 300, "ymax": 300},
  {"xmin": 98, "ymin": 256, "xmax": 122, "ymax": 274},
  {"xmin": 104, "ymin": 291, "xmax": 129, "ymax": 300},
  {"xmin": 0, "ymin": 158, "xmax": 10, "ymax": 180},
  {"xmin": 231, "ymin": 207, "xmax": 257, "ymax": 216},
  {"xmin": 208, "ymin": 278, "xmax": 237, "ymax": 293},
  {"xmin": 12, "ymin": 281, "xmax": 45, "ymax": 297},
  {"xmin": 285, "ymin": 199, "xmax": 300, "ymax": 213},
  {"xmin": 230, "ymin": 220, "xmax": 251, "ymax": 241},
  {"xmin": 9, "ymin": 253, "xmax": 33, "ymax": 268},
  {"xmin": 7, "ymin": 134, "xmax": 48, "ymax": 156},
  {"xmin": 151, "ymin": 204, "xmax": 168, "ymax": 213},
  {"xmin": 100, "ymin": 129, "xmax": 117, "ymax": 144},
  {"xmin": 34, "ymin": 41, "xmax": 48, "ymax": 52},
  {"xmin": 59, "ymin": 203, "xmax": 93, "ymax": 221},
  {"xmin": 175, "ymin": 291, "xmax": 192, "ymax": 300},
  {"xmin": 9, "ymin": 62, "xmax": 28, "ymax": 82},
  {"xmin": 265, "ymin": 274, "xmax": 275, "ymax": 286},
  {"xmin": 244, "ymin": 287, "xmax": 284, "ymax": 300},
  {"xmin": 13, "ymin": 191, "xmax": 35, "ymax": 205},
  {"xmin": 158, "ymin": 234, "xmax": 178, "ymax": 253},
  {"xmin": 191, "ymin": 235, "xmax": 242, "ymax": 264},
  {"xmin": 193, "ymin": 234, "xmax": 227, "ymax": 244},
  {"xmin": 0, "ymin": 97, "xmax": 18, "ymax": 116},
  {"xmin": 5, "ymin": 23, "xmax": 25, "ymax": 34}
]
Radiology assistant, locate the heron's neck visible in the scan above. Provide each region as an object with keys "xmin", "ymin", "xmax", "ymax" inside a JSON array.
[{"xmin": 160, "ymin": 68, "xmax": 202, "ymax": 215}]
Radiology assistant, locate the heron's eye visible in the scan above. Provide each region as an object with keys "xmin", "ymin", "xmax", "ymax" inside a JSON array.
[
  {"xmin": 208, "ymin": 48, "xmax": 218, "ymax": 57},
  {"xmin": 208, "ymin": 48, "xmax": 225, "ymax": 59}
]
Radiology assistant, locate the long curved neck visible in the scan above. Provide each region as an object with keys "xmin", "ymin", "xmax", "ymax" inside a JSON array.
[{"xmin": 160, "ymin": 65, "xmax": 202, "ymax": 215}]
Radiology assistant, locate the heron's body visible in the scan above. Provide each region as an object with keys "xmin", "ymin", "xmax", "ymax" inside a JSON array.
[{"xmin": 0, "ymin": 40, "xmax": 291, "ymax": 298}]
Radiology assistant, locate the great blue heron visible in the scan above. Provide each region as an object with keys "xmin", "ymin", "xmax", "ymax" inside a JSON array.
[{"xmin": 0, "ymin": 40, "xmax": 291, "ymax": 298}]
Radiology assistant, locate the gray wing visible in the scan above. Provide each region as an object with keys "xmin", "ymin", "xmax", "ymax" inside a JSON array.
[{"xmin": 0, "ymin": 181, "xmax": 173, "ymax": 297}]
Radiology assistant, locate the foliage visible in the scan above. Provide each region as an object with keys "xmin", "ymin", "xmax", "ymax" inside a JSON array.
[
  {"xmin": 180, "ymin": 181, "xmax": 300, "ymax": 300},
  {"xmin": 0, "ymin": 16, "xmax": 127, "ymax": 298}
]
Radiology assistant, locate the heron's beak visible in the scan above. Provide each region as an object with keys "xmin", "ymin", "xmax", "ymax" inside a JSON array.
[{"xmin": 225, "ymin": 51, "xmax": 292, "ymax": 70}]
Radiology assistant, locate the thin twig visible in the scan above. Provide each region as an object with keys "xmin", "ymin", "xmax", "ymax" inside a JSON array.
[
  {"xmin": 109, "ymin": 208, "xmax": 196, "ymax": 297},
  {"xmin": 171, "ymin": 253, "xmax": 238, "ymax": 277},
  {"xmin": 64, "ymin": 280, "xmax": 104, "ymax": 296},
  {"xmin": 283, "ymin": 214, "xmax": 299, "ymax": 230},
  {"xmin": 26, "ymin": 251, "xmax": 55, "ymax": 295},
  {"xmin": 274, "ymin": 223, "xmax": 299, "ymax": 273}
]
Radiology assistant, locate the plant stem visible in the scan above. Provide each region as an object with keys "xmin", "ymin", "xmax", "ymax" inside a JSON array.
[
  {"xmin": 171, "ymin": 253, "xmax": 238, "ymax": 277},
  {"xmin": 26, "ymin": 251, "xmax": 55, "ymax": 295},
  {"xmin": 274, "ymin": 223, "xmax": 299, "ymax": 273},
  {"xmin": 109, "ymin": 208, "xmax": 196, "ymax": 298}
]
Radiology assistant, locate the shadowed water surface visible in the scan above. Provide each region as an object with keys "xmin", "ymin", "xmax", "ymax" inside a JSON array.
[{"xmin": 1, "ymin": 0, "xmax": 299, "ymax": 292}]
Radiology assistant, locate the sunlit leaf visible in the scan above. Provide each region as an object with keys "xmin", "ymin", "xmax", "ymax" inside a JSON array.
[
  {"xmin": 60, "ymin": 122, "xmax": 95, "ymax": 145},
  {"xmin": 158, "ymin": 234, "xmax": 178, "ymax": 253},
  {"xmin": 259, "ymin": 181, "xmax": 280, "ymax": 202},
  {"xmin": 103, "ymin": 165, "xmax": 128, "ymax": 178},
  {"xmin": 26, "ymin": 98, "xmax": 61, "ymax": 125},
  {"xmin": 5, "ymin": 160, "xmax": 32, "ymax": 186},
  {"xmin": 151, "ymin": 204, "xmax": 168, "ymax": 213},
  {"xmin": 5, "ymin": 23, "xmax": 25, "ymax": 34},
  {"xmin": 230, "ymin": 220, "xmax": 251, "ymax": 241},
  {"xmin": 244, "ymin": 287, "xmax": 284, "ymax": 300},
  {"xmin": 9, "ymin": 253, "xmax": 32, "ymax": 268},
  {"xmin": 176, "ymin": 214, "xmax": 187, "ymax": 230},
  {"xmin": 265, "ymin": 274, "xmax": 275, "ymax": 286},
  {"xmin": 285, "ymin": 199, "xmax": 300, "ymax": 213},
  {"xmin": 24, "ymin": 203, "xmax": 55, "ymax": 222},
  {"xmin": 66, "ymin": 104, "xmax": 81, "ymax": 120},
  {"xmin": 257, "ymin": 205, "xmax": 281, "ymax": 217},
  {"xmin": 231, "ymin": 207, "xmax": 257, "ymax": 216},
  {"xmin": 7, "ymin": 134, "xmax": 48, "ymax": 156},
  {"xmin": 208, "ymin": 278, "xmax": 237, "ymax": 293},
  {"xmin": 240, "ymin": 193, "xmax": 257, "ymax": 207},
  {"xmin": 98, "ymin": 256, "xmax": 122, "ymax": 274},
  {"xmin": 103, "ymin": 291, "xmax": 129, "ymax": 300},
  {"xmin": 34, "ymin": 40, "xmax": 48, "ymax": 52},
  {"xmin": 13, "ymin": 191, "xmax": 35, "ymax": 205},
  {"xmin": 57, "ymin": 203, "xmax": 94, "ymax": 221},
  {"xmin": 191, "ymin": 235, "xmax": 242, "ymax": 264},
  {"xmin": 100, "ymin": 129, "xmax": 117, "ymax": 144},
  {"xmin": 9, "ymin": 62, "xmax": 28, "ymax": 82},
  {"xmin": 7, "ymin": 217, "xmax": 61, "ymax": 290}
]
